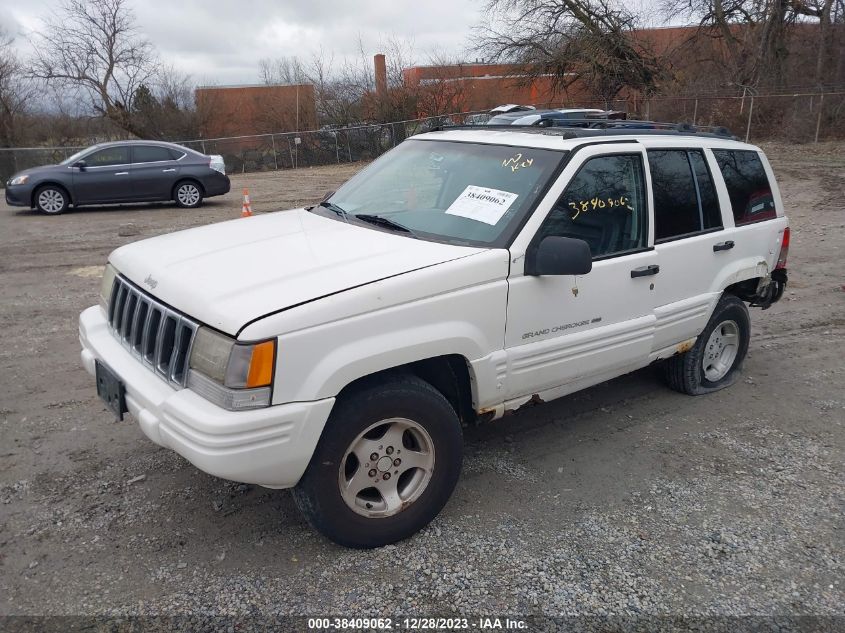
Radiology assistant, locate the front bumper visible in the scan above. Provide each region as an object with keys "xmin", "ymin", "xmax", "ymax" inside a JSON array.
[
  {"xmin": 5, "ymin": 185, "xmax": 32, "ymax": 207},
  {"xmin": 79, "ymin": 305, "xmax": 334, "ymax": 488}
]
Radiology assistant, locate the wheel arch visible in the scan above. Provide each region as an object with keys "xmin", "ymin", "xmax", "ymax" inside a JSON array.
[
  {"xmin": 334, "ymin": 354, "xmax": 477, "ymax": 425},
  {"xmin": 172, "ymin": 177, "xmax": 205, "ymax": 199},
  {"xmin": 31, "ymin": 181, "xmax": 74, "ymax": 207}
]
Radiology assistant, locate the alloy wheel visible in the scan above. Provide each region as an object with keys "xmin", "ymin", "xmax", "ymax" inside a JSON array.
[
  {"xmin": 702, "ymin": 319, "xmax": 740, "ymax": 382},
  {"xmin": 177, "ymin": 184, "xmax": 200, "ymax": 206},
  {"xmin": 38, "ymin": 189, "xmax": 65, "ymax": 213},
  {"xmin": 338, "ymin": 417, "xmax": 435, "ymax": 518}
]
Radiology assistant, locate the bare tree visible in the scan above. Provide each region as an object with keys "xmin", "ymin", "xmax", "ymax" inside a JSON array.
[
  {"xmin": 665, "ymin": 0, "xmax": 840, "ymax": 88},
  {"xmin": 131, "ymin": 65, "xmax": 201, "ymax": 139},
  {"xmin": 412, "ymin": 53, "xmax": 470, "ymax": 117},
  {"xmin": 259, "ymin": 56, "xmax": 308, "ymax": 85},
  {"xmin": 0, "ymin": 29, "xmax": 35, "ymax": 148},
  {"xmin": 30, "ymin": 0, "xmax": 158, "ymax": 136},
  {"xmin": 476, "ymin": 0, "xmax": 669, "ymax": 103}
]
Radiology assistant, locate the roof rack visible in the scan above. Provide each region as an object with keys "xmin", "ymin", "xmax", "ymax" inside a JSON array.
[{"xmin": 434, "ymin": 119, "xmax": 738, "ymax": 140}]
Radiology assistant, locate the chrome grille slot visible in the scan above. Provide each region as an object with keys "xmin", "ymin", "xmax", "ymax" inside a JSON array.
[
  {"xmin": 143, "ymin": 307, "xmax": 162, "ymax": 363},
  {"xmin": 156, "ymin": 315, "xmax": 177, "ymax": 375},
  {"xmin": 121, "ymin": 291, "xmax": 137, "ymax": 340},
  {"xmin": 105, "ymin": 275, "xmax": 198, "ymax": 388},
  {"xmin": 131, "ymin": 300, "xmax": 148, "ymax": 352}
]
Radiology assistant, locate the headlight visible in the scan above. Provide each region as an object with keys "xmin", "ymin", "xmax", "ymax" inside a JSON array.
[
  {"xmin": 99, "ymin": 263, "xmax": 117, "ymax": 312},
  {"xmin": 9, "ymin": 174, "xmax": 29, "ymax": 185},
  {"xmin": 187, "ymin": 327, "xmax": 276, "ymax": 410}
]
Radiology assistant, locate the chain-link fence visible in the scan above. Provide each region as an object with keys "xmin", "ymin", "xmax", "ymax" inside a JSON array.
[{"xmin": 1, "ymin": 93, "xmax": 842, "ymax": 184}]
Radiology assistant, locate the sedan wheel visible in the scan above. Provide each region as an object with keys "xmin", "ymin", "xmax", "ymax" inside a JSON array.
[
  {"xmin": 35, "ymin": 187, "xmax": 68, "ymax": 214},
  {"xmin": 175, "ymin": 182, "xmax": 202, "ymax": 208}
]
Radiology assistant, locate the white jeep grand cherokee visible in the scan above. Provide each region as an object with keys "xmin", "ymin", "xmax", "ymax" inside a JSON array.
[{"xmin": 79, "ymin": 126, "xmax": 789, "ymax": 548}]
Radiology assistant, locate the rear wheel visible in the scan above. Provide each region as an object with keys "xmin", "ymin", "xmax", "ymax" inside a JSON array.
[
  {"xmin": 293, "ymin": 375, "xmax": 463, "ymax": 548},
  {"xmin": 34, "ymin": 185, "xmax": 69, "ymax": 215},
  {"xmin": 174, "ymin": 181, "xmax": 203, "ymax": 208},
  {"xmin": 664, "ymin": 294, "xmax": 751, "ymax": 395}
]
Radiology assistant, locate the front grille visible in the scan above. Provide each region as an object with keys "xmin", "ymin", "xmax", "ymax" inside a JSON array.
[{"xmin": 107, "ymin": 276, "xmax": 198, "ymax": 387}]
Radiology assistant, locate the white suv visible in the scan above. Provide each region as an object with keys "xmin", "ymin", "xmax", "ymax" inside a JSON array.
[{"xmin": 79, "ymin": 126, "xmax": 789, "ymax": 548}]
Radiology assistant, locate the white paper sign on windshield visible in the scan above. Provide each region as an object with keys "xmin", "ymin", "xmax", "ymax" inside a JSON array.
[{"xmin": 444, "ymin": 185, "xmax": 519, "ymax": 226}]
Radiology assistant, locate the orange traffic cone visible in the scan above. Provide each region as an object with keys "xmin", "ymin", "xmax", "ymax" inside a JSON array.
[{"xmin": 241, "ymin": 188, "xmax": 253, "ymax": 217}]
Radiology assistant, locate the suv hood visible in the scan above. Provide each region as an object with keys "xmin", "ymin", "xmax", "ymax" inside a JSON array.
[{"xmin": 110, "ymin": 209, "xmax": 484, "ymax": 336}]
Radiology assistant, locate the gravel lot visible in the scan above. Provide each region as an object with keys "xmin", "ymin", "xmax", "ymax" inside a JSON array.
[{"xmin": 0, "ymin": 145, "xmax": 843, "ymax": 625}]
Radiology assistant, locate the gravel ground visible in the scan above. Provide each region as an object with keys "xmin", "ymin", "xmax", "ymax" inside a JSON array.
[{"xmin": 0, "ymin": 144, "xmax": 843, "ymax": 627}]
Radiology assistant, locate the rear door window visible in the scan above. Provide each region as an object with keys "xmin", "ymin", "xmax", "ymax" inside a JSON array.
[
  {"xmin": 648, "ymin": 149, "xmax": 723, "ymax": 241},
  {"xmin": 132, "ymin": 145, "xmax": 174, "ymax": 163},
  {"xmin": 712, "ymin": 149, "xmax": 776, "ymax": 225},
  {"xmin": 536, "ymin": 154, "xmax": 647, "ymax": 259}
]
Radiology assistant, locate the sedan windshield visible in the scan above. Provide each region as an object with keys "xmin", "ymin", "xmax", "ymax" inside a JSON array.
[{"xmin": 321, "ymin": 139, "xmax": 565, "ymax": 247}]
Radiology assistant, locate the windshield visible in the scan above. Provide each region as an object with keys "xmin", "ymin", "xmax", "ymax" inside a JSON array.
[
  {"xmin": 322, "ymin": 139, "xmax": 565, "ymax": 247},
  {"xmin": 60, "ymin": 147, "xmax": 95, "ymax": 165}
]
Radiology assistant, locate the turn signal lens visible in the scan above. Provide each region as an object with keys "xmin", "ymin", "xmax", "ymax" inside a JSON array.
[
  {"xmin": 246, "ymin": 340, "xmax": 276, "ymax": 388},
  {"xmin": 222, "ymin": 338, "xmax": 277, "ymax": 388}
]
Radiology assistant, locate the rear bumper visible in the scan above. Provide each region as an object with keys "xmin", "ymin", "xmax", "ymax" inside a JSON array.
[
  {"xmin": 203, "ymin": 174, "xmax": 230, "ymax": 197},
  {"xmin": 79, "ymin": 305, "xmax": 333, "ymax": 488}
]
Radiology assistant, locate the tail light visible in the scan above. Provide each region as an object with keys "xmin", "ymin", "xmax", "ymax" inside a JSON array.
[{"xmin": 775, "ymin": 227, "xmax": 789, "ymax": 270}]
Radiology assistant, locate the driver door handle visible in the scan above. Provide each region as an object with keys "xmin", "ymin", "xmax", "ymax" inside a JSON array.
[
  {"xmin": 631, "ymin": 264, "xmax": 660, "ymax": 278},
  {"xmin": 162, "ymin": 168, "xmax": 176, "ymax": 173},
  {"xmin": 114, "ymin": 171, "xmax": 129, "ymax": 176},
  {"xmin": 713, "ymin": 240, "xmax": 735, "ymax": 252}
]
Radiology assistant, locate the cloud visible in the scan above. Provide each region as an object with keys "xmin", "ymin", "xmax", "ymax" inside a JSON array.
[{"xmin": 0, "ymin": 0, "xmax": 482, "ymax": 85}]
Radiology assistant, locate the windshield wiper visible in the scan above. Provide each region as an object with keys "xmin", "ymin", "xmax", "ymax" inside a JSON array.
[
  {"xmin": 317, "ymin": 200, "xmax": 349, "ymax": 219},
  {"xmin": 354, "ymin": 214, "xmax": 417, "ymax": 237}
]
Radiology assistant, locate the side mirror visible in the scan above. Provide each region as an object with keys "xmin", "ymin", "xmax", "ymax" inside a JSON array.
[
  {"xmin": 526, "ymin": 236, "xmax": 592, "ymax": 276},
  {"xmin": 73, "ymin": 160, "xmax": 86, "ymax": 170}
]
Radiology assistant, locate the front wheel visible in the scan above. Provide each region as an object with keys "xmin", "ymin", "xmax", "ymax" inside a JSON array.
[
  {"xmin": 174, "ymin": 181, "xmax": 203, "ymax": 208},
  {"xmin": 664, "ymin": 294, "xmax": 751, "ymax": 395},
  {"xmin": 34, "ymin": 185, "xmax": 69, "ymax": 214},
  {"xmin": 293, "ymin": 375, "xmax": 463, "ymax": 548}
]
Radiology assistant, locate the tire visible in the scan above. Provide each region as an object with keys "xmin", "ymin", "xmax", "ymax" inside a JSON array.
[
  {"xmin": 34, "ymin": 185, "xmax": 69, "ymax": 215},
  {"xmin": 173, "ymin": 181, "xmax": 203, "ymax": 208},
  {"xmin": 664, "ymin": 294, "xmax": 751, "ymax": 395},
  {"xmin": 293, "ymin": 375, "xmax": 463, "ymax": 548}
]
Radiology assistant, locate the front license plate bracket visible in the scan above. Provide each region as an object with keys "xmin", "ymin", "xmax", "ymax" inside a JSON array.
[{"xmin": 95, "ymin": 360, "xmax": 127, "ymax": 421}]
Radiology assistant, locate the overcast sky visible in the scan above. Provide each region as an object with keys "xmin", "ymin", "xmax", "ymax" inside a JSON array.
[
  {"xmin": 1, "ymin": 0, "xmax": 490, "ymax": 85},
  {"xmin": 1, "ymin": 0, "xmax": 668, "ymax": 86}
]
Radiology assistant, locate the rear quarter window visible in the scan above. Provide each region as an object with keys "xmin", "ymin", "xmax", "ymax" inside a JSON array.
[{"xmin": 712, "ymin": 149, "xmax": 777, "ymax": 225}]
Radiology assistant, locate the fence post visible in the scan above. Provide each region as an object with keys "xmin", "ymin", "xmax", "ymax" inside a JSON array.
[
  {"xmin": 271, "ymin": 134, "xmax": 278, "ymax": 170},
  {"xmin": 814, "ymin": 93, "xmax": 824, "ymax": 143},
  {"xmin": 288, "ymin": 137, "xmax": 294, "ymax": 169},
  {"xmin": 346, "ymin": 133, "xmax": 352, "ymax": 163},
  {"xmin": 335, "ymin": 133, "xmax": 340, "ymax": 164},
  {"xmin": 744, "ymin": 95, "xmax": 754, "ymax": 143},
  {"xmin": 692, "ymin": 99, "xmax": 698, "ymax": 126}
]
